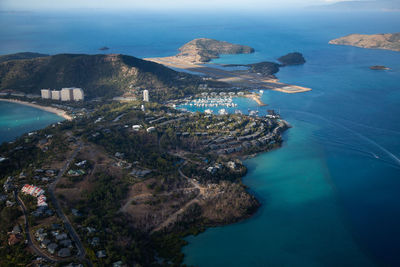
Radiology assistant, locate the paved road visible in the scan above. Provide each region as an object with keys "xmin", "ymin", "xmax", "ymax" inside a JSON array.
[
  {"xmin": 15, "ymin": 191, "xmax": 58, "ymax": 263},
  {"xmin": 15, "ymin": 142, "xmax": 91, "ymax": 265},
  {"xmin": 48, "ymin": 143, "xmax": 84, "ymax": 254},
  {"xmin": 48, "ymin": 141, "xmax": 92, "ymax": 266}
]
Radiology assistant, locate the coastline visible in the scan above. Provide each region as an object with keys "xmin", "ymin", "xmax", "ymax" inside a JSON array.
[
  {"xmin": 145, "ymin": 57, "xmax": 312, "ymax": 94},
  {"xmin": 0, "ymin": 98, "xmax": 72, "ymax": 121}
]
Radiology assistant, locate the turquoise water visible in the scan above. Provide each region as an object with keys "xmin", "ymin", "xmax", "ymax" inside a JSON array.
[
  {"xmin": 183, "ymin": 121, "xmax": 373, "ymax": 266},
  {"xmin": 0, "ymin": 102, "xmax": 63, "ymax": 144},
  {"xmin": 1, "ymin": 10, "xmax": 400, "ymax": 266}
]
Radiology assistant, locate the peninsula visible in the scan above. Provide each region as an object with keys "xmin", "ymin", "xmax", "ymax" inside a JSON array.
[
  {"xmin": 329, "ymin": 33, "xmax": 400, "ymax": 52},
  {"xmin": 0, "ymin": 98, "xmax": 289, "ymax": 266},
  {"xmin": 146, "ymin": 39, "xmax": 311, "ymax": 94}
]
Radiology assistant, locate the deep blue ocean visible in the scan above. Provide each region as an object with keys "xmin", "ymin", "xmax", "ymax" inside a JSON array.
[{"xmin": 1, "ymin": 10, "xmax": 400, "ymax": 266}]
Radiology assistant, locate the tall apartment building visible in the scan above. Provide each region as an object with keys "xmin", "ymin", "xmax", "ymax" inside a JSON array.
[
  {"xmin": 41, "ymin": 87, "xmax": 84, "ymax": 101},
  {"xmin": 51, "ymin": 90, "xmax": 61, "ymax": 100},
  {"xmin": 60, "ymin": 88, "xmax": 74, "ymax": 101},
  {"xmin": 143, "ymin": 90, "xmax": 149, "ymax": 102},
  {"xmin": 41, "ymin": 89, "xmax": 51, "ymax": 99},
  {"xmin": 72, "ymin": 88, "xmax": 84, "ymax": 101}
]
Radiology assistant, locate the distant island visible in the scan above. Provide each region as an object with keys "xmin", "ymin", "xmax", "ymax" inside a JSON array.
[
  {"xmin": 175, "ymin": 38, "xmax": 254, "ymax": 63},
  {"xmin": 309, "ymin": 0, "xmax": 400, "ymax": 12},
  {"xmin": 370, "ymin": 65, "xmax": 391, "ymax": 70},
  {"xmin": 99, "ymin": 46, "xmax": 109, "ymax": 51},
  {"xmin": 329, "ymin": 33, "xmax": 400, "ymax": 52}
]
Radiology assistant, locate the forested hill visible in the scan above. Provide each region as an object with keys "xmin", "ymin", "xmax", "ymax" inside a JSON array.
[
  {"xmin": 0, "ymin": 53, "xmax": 206, "ymax": 100},
  {"xmin": 0, "ymin": 52, "xmax": 49, "ymax": 63}
]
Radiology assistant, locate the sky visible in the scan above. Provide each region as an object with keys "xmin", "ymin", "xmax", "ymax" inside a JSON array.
[{"xmin": 0, "ymin": 0, "xmax": 349, "ymax": 11}]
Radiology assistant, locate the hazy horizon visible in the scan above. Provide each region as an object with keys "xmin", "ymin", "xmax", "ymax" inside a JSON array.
[{"xmin": 0, "ymin": 0, "xmax": 364, "ymax": 12}]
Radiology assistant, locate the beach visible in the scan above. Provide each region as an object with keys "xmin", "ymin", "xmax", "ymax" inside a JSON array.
[{"xmin": 0, "ymin": 98, "xmax": 72, "ymax": 121}]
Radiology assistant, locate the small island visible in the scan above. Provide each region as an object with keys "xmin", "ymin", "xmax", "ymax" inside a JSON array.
[
  {"xmin": 278, "ymin": 52, "xmax": 306, "ymax": 66},
  {"xmin": 99, "ymin": 46, "xmax": 109, "ymax": 51},
  {"xmin": 370, "ymin": 65, "xmax": 390, "ymax": 70},
  {"xmin": 176, "ymin": 38, "xmax": 254, "ymax": 63},
  {"xmin": 329, "ymin": 33, "xmax": 400, "ymax": 52}
]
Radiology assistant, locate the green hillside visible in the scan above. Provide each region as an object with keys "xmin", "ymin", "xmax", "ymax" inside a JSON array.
[
  {"xmin": 0, "ymin": 52, "xmax": 49, "ymax": 63},
  {"xmin": 0, "ymin": 53, "xmax": 205, "ymax": 100}
]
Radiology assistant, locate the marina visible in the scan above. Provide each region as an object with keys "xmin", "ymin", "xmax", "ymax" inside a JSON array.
[{"xmin": 181, "ymin": 96, "xmax": 239, "ymax": 108}]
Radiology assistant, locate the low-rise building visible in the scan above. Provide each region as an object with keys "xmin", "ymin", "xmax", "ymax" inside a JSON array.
[
  {"xmin": 132, "ymin": 125, "xmax": 142, "ymax": 131},
  {"xmin": 47, "ymin": 243, "xmax": 58, "ymax": 254},
  {"xmin": 146, "ymin": 126, "xmax": 156, "ymax": 133},
  {"xmin": 40, "ymin": 239, "xmax": 51, "ymax": 248},
  {"xmin": 55, "ymin": 233, "xmax": 68, "ymax": 241},
  {"xmin": 96, "ymin": 250, "xmax": 107, "ymax": 258},
  {"xmin": 227, "ymin": 161, "xmax": 236, "ymax": 169},
  {"xmin": 60, "ymin": 239, "xmax": 72, "ymax": 248},
  {"xmin": 3, "ymin": 177, "xmax": 14, "ymax": 192},
  {"xmin": 58, "ymin": 248, "xmax": 71, "ymax": 258}
]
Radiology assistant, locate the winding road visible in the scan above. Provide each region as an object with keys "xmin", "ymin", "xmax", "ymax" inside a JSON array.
[
  {"xmin": 15, "ymin": 141, "xmax": 91, "ymax": 265},
  {"xmin": 15, "ymin": 191, "xmax": 57, "ymax": 263},
  {"xmin": 48, "ymin": 141, "xmax": 90, "ymax": 264}
]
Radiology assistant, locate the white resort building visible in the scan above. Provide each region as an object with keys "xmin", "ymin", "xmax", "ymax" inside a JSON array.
[
  {"xmin": 72, "ymin": 88, "xmax": 84, "ymax": 101},
  {"xmin": 143, "ymin": 89, "xmax": 149, "ymax": 102},
  {"xmin": 60, "ymin": 88, "xmax": 74, "ymax": 101},
  {"xmin": 41, "ymin": 89, "xmax": 51, "ymax": 99},
  {"xmin": 41, "ymin": 87, "xmax": 84, "ymax": 101},
  {"xmin": 51, "ymin": 90, "xmax": 61, "ymax": 100}
]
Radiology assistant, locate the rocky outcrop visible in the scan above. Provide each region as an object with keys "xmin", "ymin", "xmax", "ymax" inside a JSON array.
[
  {"xmin": 329, "ymin": 33, "xmax": 400, "ymax": 52},
  {"xmin": 278, "ymin": 52, "xmax": 306, "ymax": 66},
  {"xmin": 370, "ymin": 65, "xmax": 390, "ymax": 70},
  {"xmin": 176, "ymin": 38, "xmax": 255, "ymax": 63}
]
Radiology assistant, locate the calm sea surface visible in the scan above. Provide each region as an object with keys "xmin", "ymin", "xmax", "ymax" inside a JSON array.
[
  {"xmin": 1, "ymin": 10, "xmax": 400, "ymax": 266},
  {"xmin": 0, "ymin": 102, "xmax": 62, "ymax": 144}
]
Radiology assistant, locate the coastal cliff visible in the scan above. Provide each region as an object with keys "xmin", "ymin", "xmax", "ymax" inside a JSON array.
[
  {"xmin": 329, "ymin": 33, "xmax": 400, "ymax": 52},
  {"xmin": 176, "ymin": 38, "xmax": 255, "ymax": 63}
]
